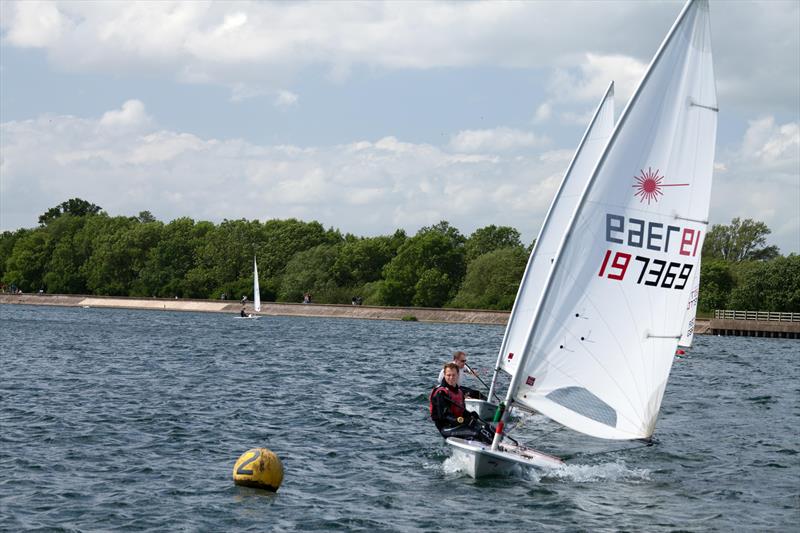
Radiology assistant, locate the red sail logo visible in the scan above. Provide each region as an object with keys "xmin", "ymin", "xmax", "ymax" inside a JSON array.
[{"xmin": 632, "ymin": 167, "xmax": 689, "ymax": 204}]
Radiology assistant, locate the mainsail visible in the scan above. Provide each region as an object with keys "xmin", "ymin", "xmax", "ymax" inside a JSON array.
[
  {"xmin": 504, "ymin": 0, "xmax": 717, "ymax": 441},
  {"xmin": 489, "ymin": 83, "xmax": 616, "ymax": 389},
  {"xmin": 678, "ymin": 266, "xmax": 701, "ymax": 347},
  {"xmin": 254, "ymin": 256, "xmax": 262, "ymax": 313}
]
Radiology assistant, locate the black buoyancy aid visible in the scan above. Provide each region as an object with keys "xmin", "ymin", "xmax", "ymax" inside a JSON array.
[{"xmin": 429, "ymin": 384, "xmax": 465, "ymax": 421}]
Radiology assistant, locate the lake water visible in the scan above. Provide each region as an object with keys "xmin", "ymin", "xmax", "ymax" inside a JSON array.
[{"xmin": 1, "ymin": 304, "xmax": 797, "ymax": 532}]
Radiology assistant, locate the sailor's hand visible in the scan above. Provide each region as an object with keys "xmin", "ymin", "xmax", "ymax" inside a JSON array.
[{"xmin": 457, "ymin": 416, "xmax": 464, "ymax": 424}]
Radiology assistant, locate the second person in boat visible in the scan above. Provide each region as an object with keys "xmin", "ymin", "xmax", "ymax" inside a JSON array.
[{"xmin": 436, "ymin": 351, "xmax": 486, "ymax": 400}]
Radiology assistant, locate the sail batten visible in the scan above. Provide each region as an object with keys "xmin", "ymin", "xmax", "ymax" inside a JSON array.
[{"xmin": 501, "ymin": 0, "xmax": 716, "ymax": 442}]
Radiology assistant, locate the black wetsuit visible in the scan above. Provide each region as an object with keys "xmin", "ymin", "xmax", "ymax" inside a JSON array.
[{"xmin": 430, "ymin": 380, "xmax": 494, "ymax": 444}]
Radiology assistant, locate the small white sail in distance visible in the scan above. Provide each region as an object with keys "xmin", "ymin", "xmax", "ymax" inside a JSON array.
[
  {"xmin": 489, "ymin": 82, "xmax": 616, "ymax": 392},
  {"xmin": 507, "ymin": 0, "xmax": 717, "ymax": 441},
  {"xmin": 253, "ymin": 256, "xmax": 261, "ymax": 313}
]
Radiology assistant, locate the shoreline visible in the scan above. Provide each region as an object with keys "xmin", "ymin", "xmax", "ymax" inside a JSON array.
[
  {"xmin": 0, "ymin": 292, "xmax": 712, "ymax": 331},
  {"xmin": 0, "ymin": 293, "xmax": 511, "ymax": 325}
]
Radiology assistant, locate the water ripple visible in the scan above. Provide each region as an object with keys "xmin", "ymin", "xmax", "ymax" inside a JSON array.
[{"xmin": 1, "ymin": 305, "xmax": 798, "ymax": 531}]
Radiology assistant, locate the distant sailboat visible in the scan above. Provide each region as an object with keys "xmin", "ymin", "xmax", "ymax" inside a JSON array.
[
  {"xmin": 448, "ymin": 0, "xmax": 717, "ymax": 478},
  {"xmin": 254, "ymin": 256, "xmax": 261, "ymax": 313}
]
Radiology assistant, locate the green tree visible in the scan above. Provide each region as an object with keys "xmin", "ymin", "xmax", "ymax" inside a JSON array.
[
  {"xmin": 137, "ymin": 210, "xmax": 157, "ymax": 223},
  {"xmin": 2, "ymin": 228, "xmax": 51, "ymax": 292},
  {"xmin": 135, "ymin": 217, "xmax": 213, "ymax": 297},
  {"xmin": 703, "ymin": 218, "xmax": 780, "ymax": 262},
  {"xmin": 42, "ymin": 215, "xmax": 92, "ymax": 293},
  {"xmin": 727, "ymin": 255, "xmax": 800, "ymax": 312},
  {"xmin": 256, "ymin": 219, "xmax": 343, "ymax": 299},
  {"xmin": 450, "ymin": 246, "xmax": 528, "ymax": 309},
  {"xmin": 697, "ymin": 260, "xmax": 734, "ymax": 312},
  {"xmin": 38, "ymin": 198, "xmax": 102, "ymax": 226},
  {"xmin": 0, "ymin": 230, "xmax": 24, "ymax": 283},
  {"xmin": 465, "ymin": 225, "xmax": 522, "ymax": 263},
  {"xmin": 379, "ymin": 221, "xmax": 466, "ymax": 306},
  {"xmin": 190, "ymin": 219, "xmax": 265, "ymax": 299},
  {"xmin": 81, "ymin": 216, "xmax": 162, "ymax": 295},
  {"xmin": 332, "ymin": 230, "xmax": 406, "ymax": 287},
  {"xmin": 277, "ymin": 243, "xmax": 343, "ymax": 303}
]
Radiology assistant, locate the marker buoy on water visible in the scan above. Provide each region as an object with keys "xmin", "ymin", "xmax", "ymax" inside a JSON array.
[{"xmin": 232, "ymin": 448, "xmax": 284, "ymax": 492}]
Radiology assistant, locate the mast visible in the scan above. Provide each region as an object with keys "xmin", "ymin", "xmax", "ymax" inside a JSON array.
[
  {"xmin": 491, "ymin": 0, "xmax": 705, "ymax": 449},
  {"xmin": 486, "ymin": 81, "xmax": 616, "ymax": 402}
]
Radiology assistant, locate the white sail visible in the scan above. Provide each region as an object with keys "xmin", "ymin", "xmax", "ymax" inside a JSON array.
[
  {"xmin": 510, "ymin": 0, "xmax": 717, "ymax": 441},
  {"xmin": 493, "ymin": 83, "xmax": 616, "ymax": 382},
  {"xmin": 253, "ymin": 257, "xmax": 261, "ymax": 313},
  {"xmin": 678, "ymin": 265, "xmax": 701, "ymax": 347}
]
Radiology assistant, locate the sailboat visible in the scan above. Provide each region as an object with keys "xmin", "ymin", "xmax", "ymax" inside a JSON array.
[
  {"xmin": 448, "ymin": 0, "xmax": 717, "ymax": 478},
  {"xmin": 253, "ymin": 256, "xmax": 262, "ymax": 314},
  {"xmin": 466, "ymin": 82, "xmax": 616, "ymax": 421},
  {"xmin": 680, "ymin": 266, "xmax": 701, "ymax": 348}
]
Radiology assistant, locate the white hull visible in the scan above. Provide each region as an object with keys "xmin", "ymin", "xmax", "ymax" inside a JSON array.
[{"xmin": 446, "ymin": 437, "xmax": 563, "ymax": 478}]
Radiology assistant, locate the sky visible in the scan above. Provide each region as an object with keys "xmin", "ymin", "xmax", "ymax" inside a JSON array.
[{"xmin": 1, "ymin": 0, "xmax": 798, "ymax": 254}]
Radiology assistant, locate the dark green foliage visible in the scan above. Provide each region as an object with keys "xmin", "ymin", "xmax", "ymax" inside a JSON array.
[
  {"xmin": 727, "ymin": 255, "xmax": 800, "ymax": 312},
  {"xmin": 42, "ymin": 215, "xmax": 92, "ymax": 294},
  {"xmin": 38, "ymin": 198, "xmax": 102, "ymax": 226},
  {"xmin": 2, "ymin": 201, "xmax": 795, "ymax": 313},
  {"xmin": 332, "ymin": 231, "xmax": 405, "ymax": 286},
  {"xmin": 465, "ymin": 225, "xmax": 522, "ymax": 263},
  {"xmin": 698, "ymin": 260, "xmax": 734, "ymax": 312},
  {"xmin": 137, "ymin": 217, "xmax": 211, "ymax": 297},
  {"xmin": 277, "ymin": 243, "xmax": 343, "ymax": 303},
  {"xmin": 0, "ymin": 230, "xmax": 27, "ymax": 283},
  {"xmin": 703, "ymin": 217, "xmax": 780, "ymax": 262},
  {"xmin": 2, "ymin": 228, "xmax": 50, "ymax": 292},
  {"xmin": 450, "ymin": 246, "xmax": 528, "ymax": 310},
  {"xmin": 379, "ymin": 221, "xmax": 466, "ymax": 306}
]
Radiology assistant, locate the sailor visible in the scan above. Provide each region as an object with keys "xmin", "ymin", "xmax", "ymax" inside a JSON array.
[
  {"xmin": 240, "ymin": 307, "xmax": 247, "ymax": 318},
  {"xmin": 436, "ymin": 351, "xmax": 485, "ymax": 400},
  {"xmin": 429, "ymin": 362, "xmax": 494, "ymax": 444}
]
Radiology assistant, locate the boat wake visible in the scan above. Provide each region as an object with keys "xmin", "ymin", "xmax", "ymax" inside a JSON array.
[
  {"xmin": 443, "ymin": 452, "xmax": 649, "ymax": 483},
  {"xmin": 541, "ymin": 460, "xmax": 651, "ymax": 483}
]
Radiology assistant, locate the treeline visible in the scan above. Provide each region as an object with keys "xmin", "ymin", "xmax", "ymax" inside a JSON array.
[{"xmin": 0, "ymin": 199, "xmax": 797, "ymax": 312}]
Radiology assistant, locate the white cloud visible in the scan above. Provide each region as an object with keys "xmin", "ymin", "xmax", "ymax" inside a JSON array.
[
  {"xmin": 534, "ymin": 102, "xmax": 551, "ymax": 123},
  {"xmin": 98, "ymin": 99, "xmax": 152, "ymax": 130},
  {"xmin": 0, "ymin": 106, "xmax": 568, "ymax": 244},
  {"xmin": 3, "ymin": 0, "xmax": 64, "ymax": 47},
  {"xmin": 711, "ymin": 116, "xmax": 800, "ymax": 254},
  {"xmin": 274, "ymin": 90, "xmax": 298, "ymax": 109},
  {"xmin": 448, "ymin": 127, "xmax": 549, "ymax": 153},
  {"xmin": 1, "ymin": 1, "xmax": 795, "ymax": 114},
  {"xmin": 549, "ymin": 53, "xmax": 645, "ymax": 105}
]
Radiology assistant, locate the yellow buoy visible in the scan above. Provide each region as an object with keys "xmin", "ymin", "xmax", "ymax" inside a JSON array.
[{"xmin": 232, "ymin": 448, "xmax": 284, "ymax": 492}]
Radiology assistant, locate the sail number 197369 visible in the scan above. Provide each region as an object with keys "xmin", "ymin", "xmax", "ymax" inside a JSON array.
[{"xmin": 597, "ymin": 213, "xmax": 699, "ymax": 290}]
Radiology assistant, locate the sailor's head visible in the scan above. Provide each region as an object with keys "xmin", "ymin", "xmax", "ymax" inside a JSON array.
[
  {"xmin": 443, "ymin": 362, "xmax": 460, "ymax": 387},
  {"xmin": 452, "ymin": 351, "xmax": 467, "ymax": 369}
]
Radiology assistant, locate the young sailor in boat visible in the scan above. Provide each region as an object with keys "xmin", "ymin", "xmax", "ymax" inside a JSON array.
[
  {"xmin": 430, "ymin": 363, "xmax": 494, "ymax": 444},
  {"xmin": 435, "ymin": 351, "xmax": 486, "ymax": 400}
]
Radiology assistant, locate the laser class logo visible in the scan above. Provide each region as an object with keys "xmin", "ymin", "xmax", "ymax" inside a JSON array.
[{"xmin": 632, "ymin": 167, "xmax": 689, "ymax": 204}]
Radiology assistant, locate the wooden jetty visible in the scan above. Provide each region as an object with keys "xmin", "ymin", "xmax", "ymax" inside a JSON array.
[{"xmin": 710, "ymin": 310, "xmax": 799, "ymax": 339}]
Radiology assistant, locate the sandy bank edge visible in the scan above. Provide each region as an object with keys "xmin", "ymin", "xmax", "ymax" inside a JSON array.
[{"xmin": 0, "ymin": 293, "xmax": 510, "ymax": 325}]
